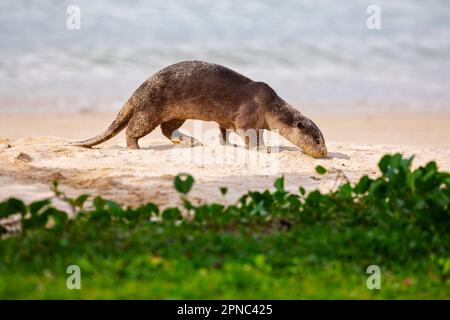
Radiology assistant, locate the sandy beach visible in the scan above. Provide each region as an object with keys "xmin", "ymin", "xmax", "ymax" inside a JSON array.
[{"xmin": 0, "ymin": 112, "xmax": 449, "ymax": 207}]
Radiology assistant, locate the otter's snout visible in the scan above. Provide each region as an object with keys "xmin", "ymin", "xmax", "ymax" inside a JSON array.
[
  {"xmin": 304, "ymin": 144, "xmax": 327, "ymax": 158},
  {"xmin": 293, "ymin": 116, "xmax": 327, "ymax": 158}
]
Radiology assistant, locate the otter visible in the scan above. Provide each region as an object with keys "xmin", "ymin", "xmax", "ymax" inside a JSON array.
[{"xmin": 69, "ymin": 61, "xmax": 327, "ymax": 158}]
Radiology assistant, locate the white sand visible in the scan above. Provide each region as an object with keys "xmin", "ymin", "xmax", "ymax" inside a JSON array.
[{"xmin": 0, "ymin": 112, "xmax": 449, "ymax": 207}]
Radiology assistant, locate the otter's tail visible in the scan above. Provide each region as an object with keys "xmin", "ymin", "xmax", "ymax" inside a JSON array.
[{"xmin": 67, "ymin": 101, "xmax": 135, "ymax": 148}]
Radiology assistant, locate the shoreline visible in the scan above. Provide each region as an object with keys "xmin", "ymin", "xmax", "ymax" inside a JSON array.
[
  {"xmin": 0, "ymin": 112, "xmax": 449, "ymax": 206},
  {"xmin": 0, "ymin": 112, "xmax": 449, "ymax": 147}
]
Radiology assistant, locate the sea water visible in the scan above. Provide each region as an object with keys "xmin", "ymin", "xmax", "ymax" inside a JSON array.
[{"xmin": 0, "ymin": 0, "xmax": 448, "ymax": 114}]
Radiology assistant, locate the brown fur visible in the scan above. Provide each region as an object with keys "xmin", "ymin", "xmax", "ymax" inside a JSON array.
[{"xmin": 69, "ymin": 61, "xmax": 327, "ymax": 158}]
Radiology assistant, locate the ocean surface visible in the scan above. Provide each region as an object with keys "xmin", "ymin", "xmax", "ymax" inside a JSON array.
[{"xmin": 0, "ymin": 0, "xmax": 449, "ymax": 114}]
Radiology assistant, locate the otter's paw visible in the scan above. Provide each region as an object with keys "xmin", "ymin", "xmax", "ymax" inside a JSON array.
[{"xmin": 173, "ymin": 135, "xmax": 203, "ymax": 147}]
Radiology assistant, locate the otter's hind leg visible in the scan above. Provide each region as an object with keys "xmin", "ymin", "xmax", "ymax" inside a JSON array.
[
  {"xmin": 161, "ymin": 119, "xmax": 202, "ymax": 147},
  {"xmin": 161, "ymin": 119, "xmax": 185, "ymax": 142},
  {"xmin": 126, "ymin": 110, "xmax": 160, "ymax": 149}
]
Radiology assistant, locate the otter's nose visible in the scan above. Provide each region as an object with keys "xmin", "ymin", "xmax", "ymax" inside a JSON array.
[{"xmin": 318, "ymin": 145, "xmax": 327, "ymax": 158}]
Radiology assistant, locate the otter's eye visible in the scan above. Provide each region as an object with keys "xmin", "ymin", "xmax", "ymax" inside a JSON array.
[
  {"xmin": 296, "ymin": 121, "xmax": 305, "ymax": 129},
  {"xmin": 315, "ymin": 139, "xmax": 320, "ymax": 145}
]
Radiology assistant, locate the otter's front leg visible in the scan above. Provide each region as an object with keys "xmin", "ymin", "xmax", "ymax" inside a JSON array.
[
  {"xmin": 234, "ymin": 129, "xmax": 265, "ymax": 150},
  {"xmin": 244, "ymin": 130, "xmax": 266, "ymax": 150}
]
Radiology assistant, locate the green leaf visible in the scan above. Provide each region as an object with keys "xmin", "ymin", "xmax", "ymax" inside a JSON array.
[
  {"xmin": 106, "ymin": 200, "xmax": 124, "ymax": 217},
  {"xmin": 368, "ymin": 178, "xmax": 386, "ymax": 197},
  {"xmin": 174, "ymin": 174, "xmax": 194, "ymax": 194},
  {"xmin": 73, "ymin": 194, "xmax": 89, "ymax": 208},
  {"xmin": 425, "ymin": 161, "xmax": 437, "ymax": 172},
  {"xmin": 286, "ymin": 194, "xmax": 301, "ymax": 208},
  {"xmin": 162, "ymin": 208, "xmax": 182, "ymax": 221},
  {"xmin": 406, "ymin": 172, "xmax": 415, "ymax": 193},
  {"xmin": 52, "ymin": 180, "xmax": 59, "ymax": 192},
  {"xmin": 338, "ymin": 183, "xmax": 353, "ymax": 198},
  {"xmin": 274, "ymin": 176, "xmax": 285, "ymax": 192},
  {"xmin": 315, "ymin": 165, "xmax": 327, "ymax": 175},
  {"xmin": 90, "ymin": 210, "xmax": 111, "ymax": 221},
  {"xmin": 137, "ymin": 203, "xmax": 159, "ymax": 219},
  {"xmin": 400, "ymin": 156, "xmax": 414, "ymax": 171},
  {"xmin": 355, "ymin": 176, "xmax": 371, "ymax": 194},
  {"xmin": 299, "ymin": 186, "xmax": 306, "ymax": 196},
  {"xmin": 93, "ymin": 196, "xmax": 106, "ymax": 211},
  {"xmin": 378, "ymin": 154, "xmax": 391, "ymax": 174},
  {"xmin": 182, "ymin": 197, "xmax": 194, "ymax": 211},
  {"xmin": 220, "ymin": 187, "xmax": 228, "ymax": 196},
  {"xmin": 209, "ymin": 203, "xmax": 224, "ymax": 214},
  {"xmin": 45, "ymin": 208, "xmax": 68, "ymax": 231},
  {"xmin": 0, "ymin": 198, "xmax": 26, "ymax": 217},
  {"xmin": 250, "ymin": 201, "xmax": 268, "ymax": 216},
  {"xmin": 29, "ymin": 199, "xmax": 51, "ymax": 216}
]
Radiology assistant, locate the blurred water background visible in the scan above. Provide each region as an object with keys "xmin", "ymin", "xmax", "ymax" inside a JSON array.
[{"xmin": 0, "ymin": 0, "xmax": 449, "ymax": 114}]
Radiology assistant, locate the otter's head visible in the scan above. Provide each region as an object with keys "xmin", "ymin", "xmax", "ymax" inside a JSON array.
[{"xmin": 283, "ymin": 116, "xmax": 327, "ymax": 158}]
